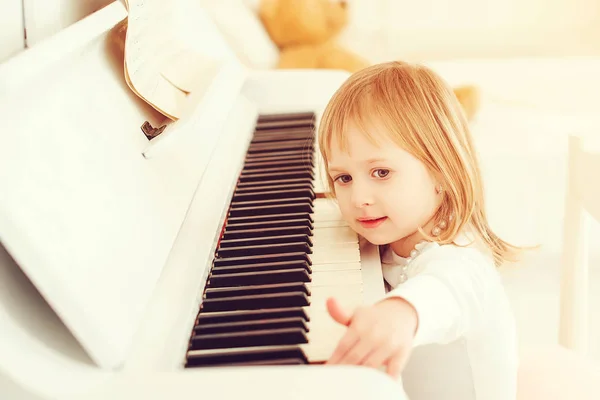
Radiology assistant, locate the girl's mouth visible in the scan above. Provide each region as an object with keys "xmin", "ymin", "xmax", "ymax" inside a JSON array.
[{"xmin": 357, "ymin": 217, "xmax": 388, "ymax": 229}]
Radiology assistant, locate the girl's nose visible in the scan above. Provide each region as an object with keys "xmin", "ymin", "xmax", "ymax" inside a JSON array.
[{"xmin": 351, "ymin": 183, "xmax": 374, "ymax": 208}]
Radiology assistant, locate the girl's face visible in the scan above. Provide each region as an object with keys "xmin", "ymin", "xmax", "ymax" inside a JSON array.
[{"xmin": 326, "ymin": 121, "xmax": 442, "ymax": 250}]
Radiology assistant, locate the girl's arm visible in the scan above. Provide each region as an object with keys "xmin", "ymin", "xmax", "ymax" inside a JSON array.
[{"xmin": 384, "ymin": 247, "xmax": 492, "ymax": 347}]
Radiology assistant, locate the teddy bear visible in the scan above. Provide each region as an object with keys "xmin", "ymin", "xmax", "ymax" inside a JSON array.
[{"xmin": 257, "ymin": 0, "xmax": 480, "ymax": 120}]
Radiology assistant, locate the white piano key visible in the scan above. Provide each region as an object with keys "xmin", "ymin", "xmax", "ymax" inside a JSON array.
[
  {"xmin": 311, "ymin": 261, "xmax": 362, "ymax": 271},
  {"xmin": 312, "ymin": 226, "xmax": 358, "ymax": 245},
  {"xmin": 308, "ymin": 269, "xmax": 363, "ymax": 287},
  {"xmin": 313, "ymin": 199, "xmax": 344, "ymax": 221},
  {"xmin": 310, "ymin": 242, "xmax": 361, "ymax": 265},
  {"xmin": 313, "ymin": 219, "xmax": 349, "ymax": 228}
]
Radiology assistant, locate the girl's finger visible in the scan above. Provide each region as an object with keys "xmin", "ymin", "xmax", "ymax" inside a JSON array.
[
  {"xmin": 386, "ymin": 351, "xmax": 408, "ymax": 380},
  {"xmin": 326, "ymin": 329, "xmax": 359, "ymax": 364},
  {"xmin": 359, "ymin": 340, "xmax": 394, "ymax": 369},
  {"xmin": 326, "ymin": 297, "xmax": 352, "ymax": 326},
  {"xmin": 337, "ymin": 334, "xmax": 373, "ymax": 365}
]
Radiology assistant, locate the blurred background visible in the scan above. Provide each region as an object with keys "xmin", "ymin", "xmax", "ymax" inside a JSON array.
[{"xmin": 2, "ymin": 0, "xmax": 600, "ymax": 62}]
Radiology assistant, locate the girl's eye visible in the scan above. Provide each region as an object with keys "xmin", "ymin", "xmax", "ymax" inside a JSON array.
[
  {"xmin": 372, "ymin": 169, "xmax": 390, "ymax": 178},
  {"xmin": 334, "ymin": 174, "xmax": 352, "ymax": 184}
]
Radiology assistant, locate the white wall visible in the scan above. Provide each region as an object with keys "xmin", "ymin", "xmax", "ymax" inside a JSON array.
[
  {"xmin": 339, "ymin": 0, "xmax": 600, "ymax": 62},
  {"xmin": 22, "ymin": 0, "xmax": 113, "ymax": 47},
  {"xmin": 0, "ymin": 0, "xmax": 113, "ymax": 64},
  {"xmin": 0, "ymin": 0, "xmax": 25, "ymax": 63}
]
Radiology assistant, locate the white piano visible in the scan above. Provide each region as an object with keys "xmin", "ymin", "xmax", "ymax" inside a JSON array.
[{"xmin": 0, "ymin": 2, "xmax": 408, "ymax": 399}]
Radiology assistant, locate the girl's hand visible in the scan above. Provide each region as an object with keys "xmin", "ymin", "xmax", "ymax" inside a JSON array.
[{"xmin": 325, "ymin": 296, "xmax": 419, "ymax": 379}]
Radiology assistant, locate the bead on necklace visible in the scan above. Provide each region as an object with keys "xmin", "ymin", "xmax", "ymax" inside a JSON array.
[{"xmin": 397, "ymin": 217, "xmax": 448, "ymax": 283}]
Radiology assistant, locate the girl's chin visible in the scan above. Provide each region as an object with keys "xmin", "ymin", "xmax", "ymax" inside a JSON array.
[{"xmin": 358, "ymin": 231, "xmax": 396, "ymax": 246}]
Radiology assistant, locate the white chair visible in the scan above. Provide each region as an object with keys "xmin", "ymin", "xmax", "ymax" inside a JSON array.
[
  {"xmin": 559, "ymin": 134, "xmax": 600, "ymax": 353},
  {"xmin": 516, "ymin": 134, "xmax": 600, "ymax": 400}
]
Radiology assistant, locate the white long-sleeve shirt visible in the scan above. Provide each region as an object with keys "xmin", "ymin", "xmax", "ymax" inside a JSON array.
[{"xmin": 380, "ymin": 235, "xmax": 518, "ymax": 400}]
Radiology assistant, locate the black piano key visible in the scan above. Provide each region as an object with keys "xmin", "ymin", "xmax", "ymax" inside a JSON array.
[
  {"xmin": 230, "ymin": 197, "xmax": 313, "ymax": 210},
  {"xmin": 238, "ymin": 171, "xmax": 314, "ymax": 183},
  {"xmin": 200, "ymin": 292, "xmax": 310, "ymax": 312},
  {"xmin": 194, "ymin": 317, "xmax": 308, "ymax": 335},
  {"xmin": 224, "ymin": 217, "xmax": 313, "ymax": 231},
  {"xmin": 240, "ymin": 165, "xmax": 314, "ymax": 176},
  {"xmin": 190, "ymin": 328, "xmax": 308, "ymax": 350},
  {"xmin": 213, "ymin": 252, "xmax": 311, "ymax": 267},
  {"xmin": 204, "ymin": 282, "xmax": 310, "ymax": 299},
  {"xmin": 247, "ymin": 144, "xmax": 314, "ymax": 155},
  {"xmin": 245, "ymin": 150, "xmax": 314, "ymax": 161},
  {"xmin": 250, "ymin": 133, "xmax": 314, "ymax": 144},
  {"xmin": 196, "ymin": 307, "xmax": 309, "ymax": 325},
  {"xmin": 234, "ymin": 183, "xmax": 314, "ymax": 194},
  {"xmin": 185, "ymin": 345, "xmax": 308, "ymax": 367},
  {"xmin": 236, "ymin": 177, "xmax": 314, "ymax": 188},
  {"xmin": 255, "ymin": 119, "xmax": 315, "ymax": 130},
  {"xmin": 208, "ymin": 268, "xmax": 310, "ymax": 286},
  {"xmin": 228, "ymin": 202, "xmax": 313, "ymax": 218},
  {"xmin": 211, "ymin": 260, "xmax": 312, "ymax": 275},
  {"xmin": 218, "ymin": 234, "xmax": 312, "ymax": 249},
  {"xmin": 242, "ymin": 159, "xmax": 313, "ymax": 170},
  {"xmin": 215, "ymin": 242, "xmax": 312, "ymax": 258},
  {"xmin": 222, "ymin": 225, "xmax": 312, "ymax": 240},
  {"xmin": 257, "ymin": 111, "xmax": 315, "ymax": 122}
]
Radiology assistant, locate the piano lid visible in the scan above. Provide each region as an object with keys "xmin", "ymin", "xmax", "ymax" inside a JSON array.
[{"xmin": 0, "ymin": 1, "xmax": 247, "ymax": 370}]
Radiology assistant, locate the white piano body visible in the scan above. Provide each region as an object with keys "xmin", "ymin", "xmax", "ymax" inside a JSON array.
[{"xmin": 0, "ymin": 2, "xmax": 408, "ymax": 399}]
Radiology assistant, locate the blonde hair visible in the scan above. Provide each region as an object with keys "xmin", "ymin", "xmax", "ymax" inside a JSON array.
[{"xmin": 318, "ymin": 61, "xmax": 522, "ymax": 266}]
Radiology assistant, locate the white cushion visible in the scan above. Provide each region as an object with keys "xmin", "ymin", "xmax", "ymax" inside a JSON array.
[{"xmin": 199, "ymin": 0, "xmax": 279, "ymax": 70}]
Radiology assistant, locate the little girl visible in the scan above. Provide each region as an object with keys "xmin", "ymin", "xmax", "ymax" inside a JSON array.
[{"xmin": 318, "ymin": 61, "xmax": 520, "ymax": 400}]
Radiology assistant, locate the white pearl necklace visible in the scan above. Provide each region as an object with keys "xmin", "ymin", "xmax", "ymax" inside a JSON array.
[
  {"xmin": 397, "ymin": 240, "xmax": 429, "ymax": 283},
  {"xmin": 396, "ymin": 217, "xmax": 449, "ymax": 283}
]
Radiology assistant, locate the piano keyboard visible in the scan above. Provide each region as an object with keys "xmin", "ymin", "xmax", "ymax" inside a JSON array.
[{"xmin": 185, "ymin": 112, "xmax": 365, "ymax": 368}]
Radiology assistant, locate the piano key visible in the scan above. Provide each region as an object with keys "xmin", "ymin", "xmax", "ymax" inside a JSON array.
[
  {"xmin": 245, "ymin": 150, "xmax": 314, "ymax": 161},
  {"xmin": 234, "ymin": 183, "xmax": 314, "ymax": 194},
  {"xmin": 230, "ymin": 197, "xmax": 313, "ymax": 209},
  {"xmin": 228, "ymin": 202, "xmax": 313, "ymax": 217},
  {"xmin": 213, "ymin": 252, "xmax": 311, "ymax": 267},
  {"xmin": 250, "ymin": 132, "xmax": 314, "ymax": 144},
  {"xmin": 242, "ymin": 159, "xmax": 314, "ymax": 170},
  {"xmin": 311, "ymin": 226, "xmax": 358, "ymax": 244},
  {"xmin": 204, "ymin": 282, "xmax": 310, "ymax": 299},
  {"xmin": 225, "ymin": 213, "xmax": 313, "ymax": 226},
  {"xmin": 218, "ymin": 234, "xmax": 312, "ymax": 249},
  {"xmin": 215, "ymin": 242, "xmax": 312, "ymax": 258},
  {"xmin": 207, "ymin": 268, "xmax": 310, "ymax": 286},
  {"xmin": 240, "ymin": 165, "xmax": 314, "ymax": 176},
  {"xmin": 236, "ymin": 177, "xmax": 314, "ymax": 188},
  {"xmin": 257, "ymin": 111, "xmax": 316, "ymax": 123},
  {"xmin": 196, "ymin": 307, "xmax": 309, "ymax": 325},
  {"xmin": 186, "ymin": 345, "xmax": 309, "ymax": 367},
  {"xmin": 246, "ymin": 142, "xmax": 314, "ymax": 155},
  {"xmin": 194, "ymin": 317, "xmax": 309, "ymax": 335},
  {"xmin": 309, "ymin": 270, "xmax": 363, "ymax": 287},
  {"xmin": 238, "ymin": 170, "xmax": 314, "ymax": 183},
  {"xmin": 309, "ymin": 242, "xmax": 360, "ymax": 265},
  {"xmin": 222, "ymin": 225, "xmax": 312, "ymax": 240},
  {"xmin": 211, "ymin": 260, "xmax": 311, "ymax": 275},
  {"xmin": 254, "ymin": 118, "xmax": 314, "ymax": 129},
  {"xmin": 200, "ymin": 292, "xmax": 310, "ymax": 312},
  {"xmin": 190, "ymin": 328, "xmax": 308, "ymax": 350}
]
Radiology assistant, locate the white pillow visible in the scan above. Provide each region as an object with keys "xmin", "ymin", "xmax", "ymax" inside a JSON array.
[{"xmin": 199, "ymin": 0, "xmax": 279, "ymax": 70}]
